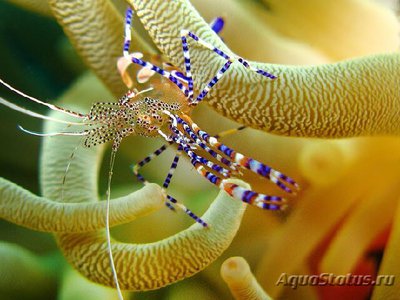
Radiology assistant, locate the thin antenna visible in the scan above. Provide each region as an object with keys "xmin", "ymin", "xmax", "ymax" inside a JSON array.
[
  {"xmin": 18, "ymin": 125, "xmax": 88, "ymax": 137},
  {"xmin": 0, "ymin": 79, "xmax": 86, "ymax": 119},
  {"xmin": 136, "ymin": 87, "xmax": 154, "ymax": 95},
  {"xmin": 105, "ymin": 145, "xmax": 124, "ymax": 300},
  {"xmin": 0, "ymin": 97, "xmax": 84, "ymax": 125},
  {"xmin": 61, "ymin": 138, "xmax": 84, "ymax": 202}
]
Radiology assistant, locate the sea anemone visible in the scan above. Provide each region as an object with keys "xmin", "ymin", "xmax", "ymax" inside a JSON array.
[{"xmin": 0, "ymin": 0, "xmax": 399, "ymax": 299}]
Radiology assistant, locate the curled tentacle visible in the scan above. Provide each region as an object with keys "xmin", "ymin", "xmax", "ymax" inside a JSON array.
[
  {"xmin": 129, "ymin": 0, "xmax": 400, "ymax": 137},
  {"xmin": 38, "ymin": 81, "xmax": 248, "ymax": 290},
  {"xmin": 0, "ymin": 177, "xmax": 164, "ymax": 232},
  {"xmin": 48, "ymin": 0, "xmax": 153, "ymax": 96},
  {"xmin": 221, "ymin": 256, "xmax": 272, "ymax": 300},
  {"xmin": 57, "ymin": 183, "xmax": 246, "ymax": 290}
]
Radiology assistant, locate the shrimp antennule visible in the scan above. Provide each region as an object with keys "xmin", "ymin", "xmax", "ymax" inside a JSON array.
[{"xmin": 0, "ymin": 79, "xmax": 86, "ymax": 119}]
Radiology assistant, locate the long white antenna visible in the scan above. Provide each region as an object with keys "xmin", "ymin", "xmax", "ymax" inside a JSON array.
[
  {"xmin": 105, "ymin": 146, "xmax": 124, "ymax": 300},
  {"xmin": 18, "ymin": 125, "xmax": 88, "ymax": 137},
  {"xmin": 0, "ymin": 97, "xmax": 85, "ymax": 125},
  {"xmin": 0, "ymin": 79, "xmax": 86, "ymax": 119}
]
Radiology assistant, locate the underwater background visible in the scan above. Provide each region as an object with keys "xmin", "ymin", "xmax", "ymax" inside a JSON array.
[{"xmin": 0, "ymin": 0, "xmax": 399, "ymax": 299}]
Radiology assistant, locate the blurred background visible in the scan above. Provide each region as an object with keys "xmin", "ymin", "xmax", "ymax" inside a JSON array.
[{"xmin": 0, "ymin": 0, "xmax": 399, "ymax": 299}]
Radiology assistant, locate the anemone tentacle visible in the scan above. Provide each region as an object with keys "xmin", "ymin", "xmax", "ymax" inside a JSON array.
[{"xmin": 129, "ymin": 0, "xmax": 400, "ymax": 138}]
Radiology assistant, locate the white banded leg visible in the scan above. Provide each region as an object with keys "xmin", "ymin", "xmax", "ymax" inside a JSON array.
[
  {"xmin": 130, "ymin": 142, "xmax": 208, "ymax": 226},
  {"xmin": 181, "ymin": 30, "xmax": 276, "ymax": 79},
  {"xmin": 131, "ymin": 144, "xmax": 169, "ymax": 183},
  {"xmin": 180, "ymin": 30, "xmax": 276, "ymax": 105}
]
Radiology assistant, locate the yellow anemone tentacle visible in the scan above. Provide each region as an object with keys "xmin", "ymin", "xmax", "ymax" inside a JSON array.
[
  {"xmin": 38, "ymin": 75, "xmax": 248, "ymax": 290},
  {"xmin": 129, "ymin": 0, "xmax": 400, "ymax": 138},
  {"xmin": 48, "ymin": 0, "xmax": 153, "ymax": 96},
  {"xmin": 0, "ymin": 177, "xmax": 163, "ymax": 232},
  {"xmin": 221, "ymin": 256, "xmax": 272, "ymax": 300}
]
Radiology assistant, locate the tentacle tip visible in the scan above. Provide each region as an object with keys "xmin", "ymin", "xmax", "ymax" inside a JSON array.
[{"xmin": 220, "ymin": 256, "xmax": 250, "ymax": 282}]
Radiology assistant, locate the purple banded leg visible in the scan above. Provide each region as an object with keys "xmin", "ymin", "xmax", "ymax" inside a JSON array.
[
  {"xmin": 236, "ymin": 57, "xmax": 276, "ymax": 79},
  {"xmin": 182, "ymin": 30, "xmax": 276, "ymax": 83},
  {"xmin": 166, "ymin": 195, "xmax": 208, "ymax": 227},
  {"xmin": 170, "ymin": 129, "xmax": 231, "ymax": 177},
  {"xmin": 123, "ymin": 7, "xmax": 134, "ymax": 57},
  {"xmin": 130, "ymin": 144, "xmax": 176, "ymax": 210},
  {"xmin": 157, "ymin": 142, "xmax": 208, "ymax": 226},
  {"xmin": 179, "ymin": 17, "xmax": 227, "ymax": 102},
  {"xmin": 121, "ymin": 7, "xmax": 226, "ymax": 96},
  {"xmin": 165, "ymin": 112, "xmax": 231, "ymax": 167},
  {"xmin": 212, "ymin": 134, "xmax": 297, "ymax": 193},
  {"xmin": 180, "ymin": 33, "xmax": 194, "ymax": 101},
  {"xmin": 172, "ymin": 114, "xmax": 237, "ymax": 169},
  {"xmin": 188, "ymin": 156, "xmax": 286, "ymax": 210},
  {"xmin": 130, "ymin": 142, "xmax": 208, "ymax": 226},
  {"xmin": 180, "ymin": 29, "xmax": 234, "ymax": 105},
  {"xmin": 131, "ymin": 143, "xmax": 174, "ymax": 208},
  {"xmin": 181, "ymin": 29, "xmax": 231, "ymax": 105},
  {"xmin": 181, "ymin": 115, "xmax": 299, "ymax": 193},
  {"xmin": 162, "ymin": 146, "xmax": 182, "ymax": 189},
  {"xmin": 132, "ymin": 144, "xmax": 175, "ymax": 210},
  {"xmin": 245, "ymin": 159, "xmax": 299, "ymax": 193},
  {"xmin": 221, "ymin": 181, "xmax": 285, "ymax": 210},
  {"xmin": 131, "ymin": 144, "xmax": 169, "ymax": 183},
  {"xmin": 193, "ymin": 59, "xmax": 233, "ymax": 105}
]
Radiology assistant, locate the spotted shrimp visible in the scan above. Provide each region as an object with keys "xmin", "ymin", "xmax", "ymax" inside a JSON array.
[{"xmin": 0, "ymin": 6, "xmax": 299, "ymax": 300}]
